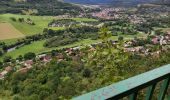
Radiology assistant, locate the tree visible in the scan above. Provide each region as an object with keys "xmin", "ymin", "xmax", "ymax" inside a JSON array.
[
  {"xmin": 16, "ymin": 55, "xmax": 23, "ymax": 61},
  {"xmin": 39, "ymin": 91, "xmax": 49, "ymax": 100},
  {"xmin": 0, "ymin": 50, "xmax": 3, "ymax": 56},
  {"xmin": 11, "ymin": 85, "xmax": 20, "ymax": 94},
  {"xmin": 155, "ymin": 29, "xmax": 164, "ymax": 35},
  {"xmin": 51, "ymin": 50, "xmax": 57, "ymax": 57},
  {"xmin": 2, "ymin": 44, "xmax": 7, "ymax": 52},
  {"xmin": 118, "ymin": 36, "xmax": 124, "ymax": 41},
  {"xmin": 85, "ymin": 26, "xmax": 128, "ymax": 83},
  {"xmin": 83, "ymin": 68, "xmax": 91, "ymax": 77},
  {"xmin": 27, "ymin": 18, "xmax": 31, "ymax": 21},
  {"xmin": 24, "ymin": 52, "xmax": 36, "ymax": 60},
  {"xmin": 18, "ymin": 18, "xmax": 24, "ymax": 22},
  {"xmin": 3, "ymin": 56, "xmax": 12, "ymax": 63},
  {"xmin": 0, "ymin": 61, "xmax": 2, "ymax": 67},
  {"xmin": 10, "ymin": 17, "xmax": 16, "ymax": 22},
  {"xmin": 28, "ymin": 94, "xmax": 39, "ymax": 100},
  {"xmin": 13, "ymin": 96, "xmax": 21, "ymax": 100}
]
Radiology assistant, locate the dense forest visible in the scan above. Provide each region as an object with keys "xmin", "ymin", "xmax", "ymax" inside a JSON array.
[{"xmin": 0, "ymin": 0, "xmax": 82, "ymax": 15}]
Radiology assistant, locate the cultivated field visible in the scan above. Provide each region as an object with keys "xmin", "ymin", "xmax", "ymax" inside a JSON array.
[
  {"xmin": 0, "ymin": 22, "xmax": 24, "ymax": 40},
  {"xmin": 0, "ymin": 14, "xmax": 54, "ymax": 36}
]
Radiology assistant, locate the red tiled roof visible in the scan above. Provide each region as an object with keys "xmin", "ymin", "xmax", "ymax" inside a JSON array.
[{"xmin": 152, "ymin": 37, "xmax": 159, "ymax": 44}]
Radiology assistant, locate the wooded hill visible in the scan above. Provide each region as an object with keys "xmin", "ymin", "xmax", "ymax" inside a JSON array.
[
  {"xmin": 0, "ymin": 0, "xmax": 82, "ymax": 16},
  {"xmin": 64, "ymin": 0, "xmax": 170, "ymax": 6}
]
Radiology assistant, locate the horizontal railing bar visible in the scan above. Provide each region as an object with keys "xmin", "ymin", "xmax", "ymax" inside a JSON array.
[{"xmin": 72, "ymin": 64, "xmax": 170, "ymax": 100}]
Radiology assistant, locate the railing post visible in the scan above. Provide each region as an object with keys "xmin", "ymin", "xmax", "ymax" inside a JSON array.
[
  {"xmin": 129, "ymin": 92, "xmax": 138, "ymax": 100},
  {"xmin": 145, "ymin": 83, "xmax": 157, "ymax": 100},
  {"xmin": 158, "ymin": 77, "xmax": 170, "ymax": 100}
]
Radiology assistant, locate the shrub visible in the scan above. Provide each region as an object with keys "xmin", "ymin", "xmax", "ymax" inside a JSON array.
[
  {"xmin": 10, "ymin": 17, "xmax": 16, "ymax": 22},
  {"xmin": 24, "ymin": 52, "xmax": 36, "ymax": 60}
]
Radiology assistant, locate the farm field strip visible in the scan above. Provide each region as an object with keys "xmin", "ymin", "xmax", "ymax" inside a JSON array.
[
  {"xmin": 0, "ymin": 14, "xmax": 54, "ymax": 35},
  {"xmin": 0, "ymin": 22, "xmax": 25, "ymax": 40}
]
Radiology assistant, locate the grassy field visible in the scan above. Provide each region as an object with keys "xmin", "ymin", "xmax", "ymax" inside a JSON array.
[
  {"xmin": 0, "ymin": 22, "xmax": 25, "ymax": 40},
  {"xmin": 153, "ymin": 27, "xmax": 170, "ymax": 32},
  {"xmin": 0, "ymin": 14, "xmax": 54, "ymax": 35},
  {"xmin": 0, "ymin": 13, "xmax": 97, "ymax": 44},
  {"xmin": 48, "ymin": 27, "xmax": 65, "ymax": 30},
  {"xmin": 0, "ymin": 14, "xmax": 97, "ymax": 36},
  {"xmin": 0, "ymin": 39, "xmax": 98, "ymax": 60},
  {"xmin": 0, "ymin": 38, "xmax": 19, "ymax": 45},
  {"xmin": 72, "ymin": 18, "xmax": 97, "ymax": 22},
  {"xmin": 0, "ymin": 33, "xmax": 146, "ymax": 61}
]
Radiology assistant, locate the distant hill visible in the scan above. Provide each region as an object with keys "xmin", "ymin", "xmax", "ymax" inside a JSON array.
[
  {"xmin": 0, "ymin": 0, "xmax": 82, "ymax": 15},
  {"xmin": 64, "ymin": 0, "xmax": 112, "ymax": 4},
  {"xmin": 64, "ymin": 0, "xmax": 169, "ymax": 6}
]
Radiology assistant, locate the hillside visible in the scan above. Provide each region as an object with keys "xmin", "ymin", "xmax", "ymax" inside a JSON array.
[
  {"xmin": 1, "ymin": 0, "xmax": 170, "ymax": 99},
  {"xmin": 0, "ymin": 0, "xmax": 82, "ymax": 15},
  {"xmin": 64, "ymin": 0, "xmax": 169, "ymax": 6}
]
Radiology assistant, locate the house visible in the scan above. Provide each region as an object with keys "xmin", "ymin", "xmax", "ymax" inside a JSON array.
[
  {"xmin": 164, "ymin": 30, "xmax": 170, "ymax": 40},
  {"xmin": 88, "ymin": 47, "xmax": 96, "ymax": 52},
  {"xmin": 24, "ymin": 60, "xmax": 33, "ymax": 68},
  {"xmin": 65, "ymin": 48, "xmax": 73, "ymax": 55},
  {"xmin": 166, "ymin": 30, "xmax": 170, "ymax": 36},
  {"xmin": 56, "ymin": 53, "xmax": 64, "ymax": 61},
  {"xmin": 151, "ymin": 36, "xmax": 160, "ymax": 44},
  {"xmin": 0, "ymin": 66, "xmax": 13, "ymax": 79},
  {"xmin": 124, "ymin": 41, "xmax": 133, "ymax": 47},
  {"xmin": 72, "ymin": 46, "xmax": 80, "ymax": 50},
  {"xmin": 5, "ymin": 66, "xmax": 13, "ymax": 72},
  {"xmin": 37, "ymin": 54, "xmax": 47, "ymax": 59},
  {"xmin": 0, "ymin": 74, "xmax": 4, "ymax": 79},
  {"xmin": 0, "ymin": 71, "xmax": 7, "ymax": 79},
  {"xmin": 124, "ymin": 46, "xmax": 144, "ymax": 53},
  {"xmin": 43, "ymin": 55, "xmax": 52, "ymax": 63},
  {"xmin": 18, "ymin": 67, "xmax": 29, "ymax": 73},
  {"xmin": 111, "ymin": 40, "xmax": 118, "ymax": 45}
]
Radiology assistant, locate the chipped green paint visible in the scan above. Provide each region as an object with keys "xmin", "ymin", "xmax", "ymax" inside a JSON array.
[{"xmin": 72, "ymin": 64, "xmax": 170, "ymax": 100}]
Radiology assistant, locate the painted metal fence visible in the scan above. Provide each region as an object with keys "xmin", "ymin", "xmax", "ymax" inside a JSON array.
[{"xmin": 72, "ymin": 64, "xmax": 170, "ymax": 100}]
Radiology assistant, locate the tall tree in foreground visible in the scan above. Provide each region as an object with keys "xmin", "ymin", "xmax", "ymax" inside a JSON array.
[{"xmin": 84, "ymin": 27, "xmax": 129, "ymax": 84}]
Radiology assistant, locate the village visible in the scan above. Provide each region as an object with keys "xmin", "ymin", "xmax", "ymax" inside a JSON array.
[
  {"xmin": 89, "ymin": 5, "xmax": 170, "ymax": 25},
  {"xmin": 1, "ymin": 28, "xmax": 170, "ymax": 80}
]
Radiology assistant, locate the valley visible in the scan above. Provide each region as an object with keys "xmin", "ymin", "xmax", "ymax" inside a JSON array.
[
  {"xmin": 0, "ymin": 0, "xmax": 170, "ymax": 100},
  {"xmin": 0, "ymin": 12, "xmax": 147, "ymax": 61}
]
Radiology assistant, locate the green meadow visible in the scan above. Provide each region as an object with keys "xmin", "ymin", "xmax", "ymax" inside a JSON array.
[
  {"xmin": 0, "ymin": 14, "xmax": 97, "ymax": 35},
  {"xmin": 0, "ymin": 14, "xmax": 53, "ymax": 35},
  {"xmin": 0, "ymin": 39, "xmax": 97, "ymax": 60},
  {"xmin": 0, "ymin": 13, "xmax": 97, "ymax": 44}
]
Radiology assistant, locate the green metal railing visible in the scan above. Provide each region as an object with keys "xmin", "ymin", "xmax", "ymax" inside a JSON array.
[{"xmin": 72, "ymin": 64, "xmax": 170, "ymax": 100}]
